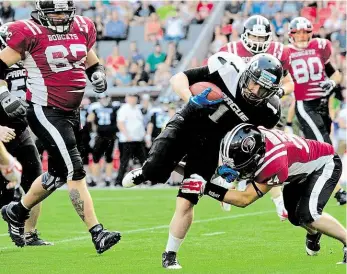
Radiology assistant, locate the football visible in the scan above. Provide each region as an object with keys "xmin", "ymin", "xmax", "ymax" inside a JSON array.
[{"xmin": 189, "ymin": 82, "xmax": 223, "ymax": 101}]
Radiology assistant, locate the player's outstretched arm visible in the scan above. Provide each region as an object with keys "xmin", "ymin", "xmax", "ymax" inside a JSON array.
[
  {"xmin": 223, "ymin": 182, "xmax": 272, "ymax": 208},
  {"xmin": 279, "ymin": 73, "xmax": 294, "ymax": 97},
  {"xmin": 0, "ymin": 46, "xmax": 22, "ymax": 73}
]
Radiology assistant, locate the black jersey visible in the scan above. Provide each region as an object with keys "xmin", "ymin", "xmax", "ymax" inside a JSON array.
[
  {"xmin": 5, "ymin": 64, "xmax": 27, "ymax": 99},
  {"xmin": 93, "ymin": 103, "xmax": 119, "ymax": 136},
  {"xmin": 179, "ymin": 52, "xmax": 281, "ymax": 142}
]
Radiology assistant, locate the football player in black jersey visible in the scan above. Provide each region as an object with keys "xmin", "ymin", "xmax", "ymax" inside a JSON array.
[
  {"xmin": 123, "ymin": 52, "xmax": 284, "ymax": 269},
  {"xmin": 88, "ymin": 94, "xmax": 119, "ymax": 187},
  {"xmin": 0, "ymin": 22, "xmax": 52, "ymax": 246}
]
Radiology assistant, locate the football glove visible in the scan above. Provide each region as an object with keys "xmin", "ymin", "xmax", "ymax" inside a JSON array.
[
  {"xmin": 277, "ymin": 87, "xmax": 285, "ymax": 98},
  {"xmin": 0, "ymin": 87, "xmax": 27, "ymax": 120},
  {"xmin": 0, "ymin": 154, "xmax": 22, "ymax": 183},
  {"xmin": 180, "ymin": 174, "xmax": 206, "ymax": 196},
  {"xmin": 319, "ymin": 79, "xmax": 336, "ymax": 94},
  {"xmin": 91, "ymin": 71, "xmax": 107, "ymax": 93},
  {"xmin": 188, "ymin": 88, "xmax": 223, "ymax": 109},
  {"xmin": 216, "ymin": 165, "xmax": 239, "ymax": 183}
]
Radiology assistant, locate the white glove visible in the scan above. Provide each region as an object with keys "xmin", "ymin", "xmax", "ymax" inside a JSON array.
[
  {"xmin": 91, "ymin": 71, "xmax": 107, "ymax": 93},
  {"xmin": 0, "ymin": 155, "xmax": 22, "ymax": 184},
  {"xmin": 319, "ymin": 79, "xmax": 336, "ymax": 94}
]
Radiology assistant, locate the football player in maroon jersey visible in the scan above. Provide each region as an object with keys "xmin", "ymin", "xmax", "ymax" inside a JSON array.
[
  {"xmin": 0, "ymin": 0, "xmax": 121, "ymax": 253},
  {"xmin": 220, "ymin": 15, "xmax": 294, "ymax": 221},
  {"xmin": 286, "ymin": 17, "xmax": 346, "ymax": 205},
  {"xmin": 181, "ymin": 123, "xmax": 346, "ymax": 264}
]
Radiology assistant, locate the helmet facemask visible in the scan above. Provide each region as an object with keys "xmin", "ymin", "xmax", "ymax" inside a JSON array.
[
  {"xmin": 241, "ymin": 29, "xmax": 272, "ymax": 54},
  {"xmin": 240, "ymin": 69, "xmax": 279, "ymax": 106},
  {"xmin": 35, "ymin": 1, "xmax": 76, "ymax": 34}
]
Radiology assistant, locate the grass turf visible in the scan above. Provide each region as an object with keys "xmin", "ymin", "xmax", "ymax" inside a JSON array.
[{"xmin": 0, "ymin": 188, "xmax": 345, "ymax": 274}]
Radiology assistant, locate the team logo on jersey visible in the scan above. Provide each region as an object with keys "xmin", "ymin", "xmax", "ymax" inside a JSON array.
[{"xmin": 241, "ymin": 136, "xmax": 256, "ymax": 153}]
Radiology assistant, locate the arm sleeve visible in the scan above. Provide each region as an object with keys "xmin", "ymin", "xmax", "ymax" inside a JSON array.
[
  {"xmin": 324, "ymin": 62, "xmax": 336, "ymax": 77},
  {"xmin": 183, "ymin": 66, "xmax": 210, "ymax": 85}
]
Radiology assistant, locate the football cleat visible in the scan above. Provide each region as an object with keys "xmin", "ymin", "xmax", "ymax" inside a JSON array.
[
  {"xmin": 306, "ymin": 232, "xmax": 322, "ymax": 256},
  {"xmin": 92, "ymin": 229, "xmax": 121, "ymax": 254},
  {"xmin": 162, "ymin": 251, "xmax": 182, "ymax": 269},
  {"xmin": 334, "ymin": 189, "xmax": 346, "ymax": 206},
  {"xmin": 122, "ymin": 168, "xmax": 145, "ymax": 188},
  {"xmin": 220, "ymin": 202, "xmax": 231, "ymax": 211},
  {"xmin": 25, "ymin": 230, "xmax": 53, "ymax": 246},
  {"xmin": 87, "ymin": 180, "xmax": 97, "ymax": 187},
  {"xmin": 1, "ymin": 202, "xmax": 28, "ymax": 247}
]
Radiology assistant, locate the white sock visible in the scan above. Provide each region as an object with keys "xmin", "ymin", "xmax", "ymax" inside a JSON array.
[
  {"xmin": 165, "ymin": 233, "xmax": 184, "ymax": 253},
  {"xmin": 272, "ymin": 195, "xmax": 284, "ymax": 207}
]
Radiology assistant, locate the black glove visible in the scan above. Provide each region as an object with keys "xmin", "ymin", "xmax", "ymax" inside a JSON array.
[
  {"xmin": 0, "ymin": 90, "xmax": 27, "ymax": 120},
  {"xmin": 91, "ymin": 71, "xmax": 107, "ymax": 93}
]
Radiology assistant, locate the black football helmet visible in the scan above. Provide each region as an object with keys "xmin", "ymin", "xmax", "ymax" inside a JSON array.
[
  {"xmin": 288, "ymin": 17, "xmax": 313, "ymax": 49},
  {"xmin": 220, "ymin": 123, "xmax": 265, "ymax": 179},
  {"xmin": 241, "ymin": 15, "xmax": 272, "ymax": 54},
  {"xmin": 239, "ymin": 53, "xmax": 283, "ymax": 105},
  {"xmin": 33, "ymin": 0, "xmax": 76, "ymax": 34}
]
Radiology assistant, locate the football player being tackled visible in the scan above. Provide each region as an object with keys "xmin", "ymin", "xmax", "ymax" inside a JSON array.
[
  {"xmin": 123, "ymin": 51, "xmax": 285, "ymax": 269},
  {"xmin": 0, "ymin": 0, "xmax": 121, "ymax": 253},
  {"xmin": 285, "ymin": 17, "xmax": 346, "ymax": 205},
  {"xmin": 181, "ymin": 123, "xmax": 347, "ymax": 264},
  {"xmin": 219, "ymin": 15, "xmax": 295, "ymax": 220}
]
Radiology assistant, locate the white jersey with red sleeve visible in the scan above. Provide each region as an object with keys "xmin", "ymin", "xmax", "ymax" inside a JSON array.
[
  {"xmin": 287, "ymin": 38, "xmax": 332, "ymax": 101},
  {"xmin": 219, "ymin": 41, "xmax": 290, "ymax": 71},
  {"xmin": 254, "ymin": 127, "xmax": 334, "ymax": 185},
  {"xmin": 6, "ymin": 16, "xmax": 96, "ymax": 111}
]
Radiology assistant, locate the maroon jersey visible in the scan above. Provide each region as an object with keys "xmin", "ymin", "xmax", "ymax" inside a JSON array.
[
  {"xmin": 219, "ymin": 40, "xmax": 290, "ymax": 70},
  {"xmin": 255, "ymin": 127, "xmax": 334, "ymax": 185},
  {"xmin": 6, "ymin": 16, "xmax": 96, "ymax": 111},
  {"xmin": 287, "ymin": 38, "xmax": 332, "ymax": 101}
]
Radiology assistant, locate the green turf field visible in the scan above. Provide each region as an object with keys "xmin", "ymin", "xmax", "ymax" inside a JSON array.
[{"xmin": 0, "ymin": 188, "xmax": 345, "ymax": 274}]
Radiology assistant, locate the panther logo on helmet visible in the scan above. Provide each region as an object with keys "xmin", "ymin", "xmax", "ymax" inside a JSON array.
[{"xmin": 241, "ymin": 136, "xmax": 256, "ymax": 153}]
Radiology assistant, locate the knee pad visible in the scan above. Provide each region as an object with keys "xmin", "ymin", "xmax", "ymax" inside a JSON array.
[{"xmin": 42, "ymin": 172, "xmax": 66, "ymax": 191}]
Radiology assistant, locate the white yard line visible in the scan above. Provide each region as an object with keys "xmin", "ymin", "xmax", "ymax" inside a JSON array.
[
  {"xmin": 0, "ymin": 210, "xmax": 272, "ymax": 251},
  {"xmin": 202, "ymin": 232, "xmax": 225, "ymax": 236}
]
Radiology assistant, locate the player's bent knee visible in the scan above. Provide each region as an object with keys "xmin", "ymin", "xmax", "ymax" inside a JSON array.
[
  {"xmin": 177, "ymin": 189, "xmax": 199, "ymax": 205},
  {"xmin": 42, "ymin": 172, "xmax": 66, "ymax": 191}
]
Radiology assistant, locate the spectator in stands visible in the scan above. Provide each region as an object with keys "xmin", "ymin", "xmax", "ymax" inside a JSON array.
[
  {"xmin": 210, "ymin": 25, "xmax": 228, "ymax": 53},
  {"xmin": 153, "ymin": 63, "xmax": 172, "ymax": 89},
  {"xmin": 164, "ymin": 13, "xmax": 186, "ymax": 42},
  {"xmin": 115, "ymin": 94, "xmax": 147, "ymax": 186},
  {"xmin": 231, "ymin": 13, "xmax": 246, "ymax": 37},
  {"xmin": 336, "ymin": 89, "xmax": 347, "ymax": 156},
  {"xmin": 104, "ymin": 10, "xmax": 127, "ymax": 42},
  {"xmin": 94, "ymin": 0, "xmax": 107, "ymax": 18},
  {"xmin": 272, "ymin": 13, "xmax": 288, "ymax": 37},
  {"xmin": 0, "ymin": 1, "xmax": 15, "ymax": 23},
  {"xmin": 146, "ymin": 43, "xmax": 167, "ymax": 73},
  {"xmin": 144, "ymin": 12, "xmax": 163, "ymax": 42},
  {"xmin": 165, "ymin": 42, "xmax": 182, "ymax": 68},
  {"xmin": 196, "ymin": 1, "xmax": 214, "ymax": 22},
  {"xmin": 133, "ymin": 1, "xmax": 156, "ymax": 24},
  {"xmin": 221, "ymin": 16, "xmax": 233, "ymax": 40},
  {"xmin": 113, "ymin": 65, "xmax": 132, "ymax": 87},
  {"xmin": 324, "ymin": 12, "xmax": 343, "ymax": 36},
  {"xmin": 260, "ymin": 1, "xmax": 281, "ymax": 20},
  {"xmin": 282, "ymin": 1, "xmax": 301, "ymax": 19},
  {"xmin": 13, "ymin": 2, "xmax": 31, "ymax": 21},
  {"xmin": 225, "ymin": 1, "xmax": 242, "ymax": 18},
  {"xmin": 94, "ymin": 15, "xmax": 105, "ymax": 41},
  {"xmin": 140, "ymin": 94, "xmax": 152, "ymax": 128},
  {"xmin": 106, "ymin": 46, "xmax": 128, "ymax": 73},
  {"xmin": 129, "ymin": 62, "xmax": 149, "ymax": 86},
  {"xmin": 129, "ymin": 41, "xmax": 145, "ymax": 64},
  {"xmin": 331, "ymin": 23, "xmax": 346, "ymax": 56},
  {"xmin": 178, "ymin": 1, "xmax": 198, "ymax": 25},
  {"xmin": 156, "ymin": 2, "xmax": 176, "ymax": 21}
]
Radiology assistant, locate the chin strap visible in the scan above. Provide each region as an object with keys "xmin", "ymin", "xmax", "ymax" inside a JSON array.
[{"xmin": 249, "ymin": 180, "xmax": 264, "ymax": 198}]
